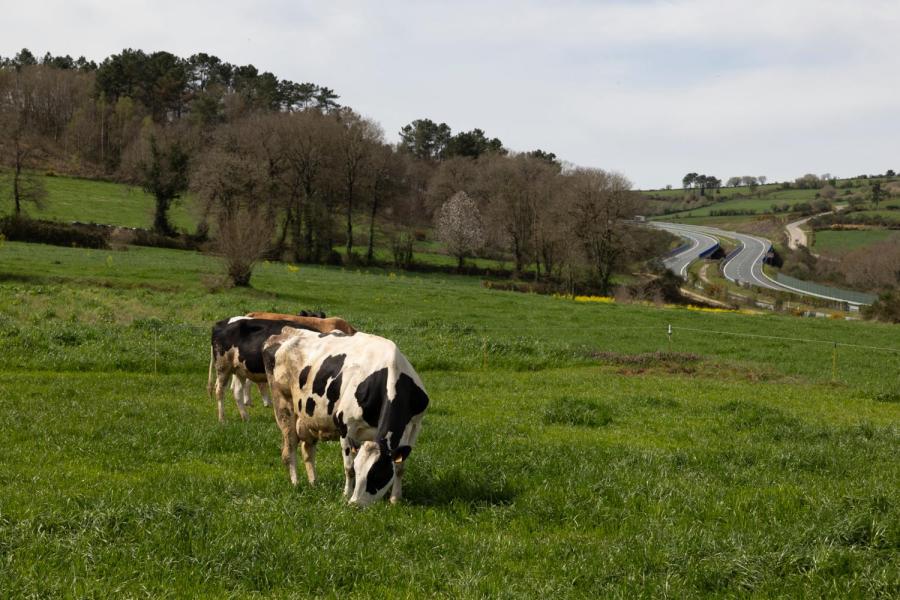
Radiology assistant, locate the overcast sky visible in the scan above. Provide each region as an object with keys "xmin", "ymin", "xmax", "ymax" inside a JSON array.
[{"xmin": 5, "ymin": 0, "xmax": 900, "ymax": 188}]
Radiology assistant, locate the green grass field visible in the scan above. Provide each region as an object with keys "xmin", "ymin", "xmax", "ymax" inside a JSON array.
[
  {"xmin": 1, "ymin": 240, "xmax": 898, "ymax": 597},
  {"xmin": 813, "ymin": 229, "xmax": 899, "ymax": 253},
  {"xmin": 0, "ymin": 172, "xmax": 199, "ymax": 232},
  {"xmin": 852, "ymin": 209, "xmax": 900, "ymax": 223}
]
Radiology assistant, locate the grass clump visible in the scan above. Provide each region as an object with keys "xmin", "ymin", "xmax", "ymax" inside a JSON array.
[{"xmin": 542, "ymin": 396, "xmax": 614, "ymax": 427}]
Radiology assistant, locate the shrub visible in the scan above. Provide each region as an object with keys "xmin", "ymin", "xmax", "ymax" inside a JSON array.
[
  {"xmin": 0, "ymin": 216, "xmax": 109, "ymax": 249},
  {"xmin": 390, "ymin": 231, "xmax": 415, "ymax": 269},
  {"xmin": 863, "ymin": 290, "xmax": 900, "ymax": 323}
]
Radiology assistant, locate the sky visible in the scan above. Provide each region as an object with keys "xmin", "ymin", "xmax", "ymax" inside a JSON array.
[{"xmin": 5, "ymin": 0, "xmax": 900, "ymax": 188}]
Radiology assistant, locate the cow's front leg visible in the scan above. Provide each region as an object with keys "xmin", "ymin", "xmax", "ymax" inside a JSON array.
[
  {"xmin": 281, "ymin": 419, "xmax": 299, "ymax": 486},
  {"xmin": 390, "ymin": 462, "xmax": 406, "ymax": 505},
  {"xmin": 272, "ymin": 394, "xmax": 298, "ymax": 485},
  {"xmin": 300, "ymin": 440, "xmax": 318, "ymax": 486},
  {"xmin": 340, "ymin": 437, "xmax": 355, "ymax": 498}
]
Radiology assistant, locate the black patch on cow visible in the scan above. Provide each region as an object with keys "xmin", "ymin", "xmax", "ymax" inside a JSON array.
[
  {"xmin": 262, "ymin": 343, "xmax": 281, "ymax": 376},
  {"xmin": 304, "ymin": 397, "xmax": 316, "ymax": 416},
  {"xmin": 326, "ymin": 372, "xmax": 343, "ymax": 414},
  {"xmin": 298, "ymin": 366, "xmax": 311, "ymax": 389},
  {"xmin": 382, "ymin": 373, "xmax": 430, "ymax": 450},
  {"xmin": 344, "ymin": 446, "xmax": 350, "ymax": 456},
  {"xmin": 355, "ymin": 368, "xmax": 388, "ymax": 427},
  {"xmin": 318, "ymin": 330, "xmax": 347, "ymax": 338},
  {"xmin": 312, "ymin": 354, "xmax": 346, "ymax": 396},
  {"xmin": 334, "ymin": 411, "xmax": 348, "ymax": 437},
  {"xmin": 212, "ymin": 318, "xmax": 316, "ymax": 376},
  {"xmin": 365, "ymin": 442, "xmax": 394, "ymax": 495}
]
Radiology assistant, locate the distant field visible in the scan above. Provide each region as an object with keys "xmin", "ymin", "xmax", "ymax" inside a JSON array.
[
  {"xmin": 0, "ymin": 172, "xmax": 200, "ymax": 232},
  {"xmin": 655, "ymin": 196, "xmax": 787, "ymax": 219},
  {"xmin": 645, "ymin": 184, "xmax": 779, "ymax": 199},
  {"xmin": 851, "ymin": 209, "xmax": 900, "ymax": 223},
  {"xmin": 813, "ymin": 229, "xmax": 898, "ymax": 253},
  {"xmin": 646, "ymin": 177, "xmax": 893, "ymax": 221}
]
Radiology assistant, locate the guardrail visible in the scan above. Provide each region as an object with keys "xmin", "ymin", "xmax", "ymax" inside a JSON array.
[{"xmin": 774, "ymin": 273, "xmax": 877, "ymax": 306}]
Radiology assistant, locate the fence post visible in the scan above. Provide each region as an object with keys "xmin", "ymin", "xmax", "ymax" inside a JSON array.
[
  {"xmin": 832, "ymin": 342, "xmax": 837, "ymax": 382},
  {"xmin": 667, "ymin": 324, "xmax": 672, "ymax": 349},
  {"xmin": 482, "ymin": 336, "xmax": 488, "ymax": 370}
]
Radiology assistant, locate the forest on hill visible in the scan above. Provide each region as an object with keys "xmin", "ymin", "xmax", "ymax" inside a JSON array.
[{"xmin": 0, "ymin": 48, "xmax": 669, "ymax": 293}]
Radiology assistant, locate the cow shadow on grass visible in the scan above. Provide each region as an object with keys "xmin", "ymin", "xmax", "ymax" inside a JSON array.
[{"xmin": 404, "ymin": 467, "xmax": 516, "ymax": 509}]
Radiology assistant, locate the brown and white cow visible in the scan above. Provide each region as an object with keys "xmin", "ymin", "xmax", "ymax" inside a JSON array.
[
  {"xmin": 207, "ymin": 313, "xmax": 355, "ymax": 422},
  {"xmin": 263, "ymin": 328, "xmax": 429, "ymax": 507}
]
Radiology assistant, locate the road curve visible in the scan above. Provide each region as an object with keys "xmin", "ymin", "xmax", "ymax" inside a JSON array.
[
  {"xmin": 652, "ymin": 221, "xmax": 873, "ymax": 304},
  {"xmin": 652, "ymin": 222, "xmax": 719, "ymax": 277},
  {"xmin": 652, "ymin": 222, "xmax": 794, "ymax": 293}
]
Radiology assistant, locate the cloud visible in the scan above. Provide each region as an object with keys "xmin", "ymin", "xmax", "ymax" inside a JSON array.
[{"xmin": 4, "ymin": 0, "xmax": 900, "ymax": 186}]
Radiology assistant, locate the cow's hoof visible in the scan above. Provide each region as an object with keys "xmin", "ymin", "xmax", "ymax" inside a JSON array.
[{"xmin": 389, "ymin": 496, "xmax": 401, "ymax": 505}]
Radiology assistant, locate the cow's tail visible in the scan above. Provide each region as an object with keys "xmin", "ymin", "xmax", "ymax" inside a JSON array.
[{"xmin": 207, "ymin": 345, "xmax": 215, "ymax": 402}]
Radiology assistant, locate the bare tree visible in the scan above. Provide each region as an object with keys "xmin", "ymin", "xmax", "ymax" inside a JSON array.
[
  {"xmin": 365, "ymin": 143, "xmax": 405, "ymax": 262},
  {"xmin": 278, "ymin": 110, "xmax": 341, "ymax": 262},
  {"xmin": 436, "ymin": 191, "xmax": 484, "ymax": 269},
  {"xmin": 215, "ymin": 205, "xmax": 275, "ymax": 286},
  {"xmin": 335, "ymin": 110, "xmax": 383, "ymax": 258},
  {"xmin": 0, "ymin": 67, "xmax": 47, "ymax": 216},
  {"xmin": 566, "ymin": 168, "xmax": 639, "ymax": 294},
  {"xmin": 191, "ymin": 121, "xmax": 275, "ymax": 286},
  {"xmin": 425, "ymin": 156, "xmax": 478, "ymax": 217},
  {"xmin": 479, "ymin": 154, "xmax": 557, "ymax": 275}
]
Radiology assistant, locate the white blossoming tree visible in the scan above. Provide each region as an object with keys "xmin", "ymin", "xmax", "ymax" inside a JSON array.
[{"xmin": 436, "ymin": 191, "xmax": 484, "ymax": 269}]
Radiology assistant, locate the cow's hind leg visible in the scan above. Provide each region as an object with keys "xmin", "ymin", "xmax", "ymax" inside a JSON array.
[
  {"xmin": 270, "ymin": 388, "xmax": 299, "ymax": 485},
  {"xmin": 214, "ymin": 371, "xmax": 230, "ymax": 423},
  {"xmin": 232, "ymin": 376, "xmax": 253, "ymax": 409},
  {"xmin": 340, "ymin": 437, "xmax": 355, "ymax": 498},
  {"xmin": 230, "ymin": 376, "xmax": 250, "ymax": 421},
  {"xmin": 300, "ymin": 440, "xmax": 318, "ymax": 486}
]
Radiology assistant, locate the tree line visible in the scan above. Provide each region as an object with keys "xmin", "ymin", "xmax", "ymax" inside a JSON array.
[{"xmin": 0, "ymin": 47, "xmax": 666, "ymax": 292}]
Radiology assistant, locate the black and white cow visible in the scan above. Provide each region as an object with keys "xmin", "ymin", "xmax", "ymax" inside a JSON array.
[
  {"xmin": 208, "ymin": 318, "xmax": 316, "ymax": 422},
  {"xmin": 263, "ymin": 328, "xmax": 429, "ymax": 507}
]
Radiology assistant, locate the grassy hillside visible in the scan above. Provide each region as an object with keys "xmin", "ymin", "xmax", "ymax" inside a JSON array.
[
  {"xmin": 647, "ymin": 176, "xmax": 897, "ymax": 226},
  {"xmin": 1, "ymin": 241, "xmax": 898, "ymax": 597},
  {"xmin": 0, "ymin": 172, "xmax": 199, "ymax": 231},
  {"xmin": 813, "ymin": 230, "xmax": 898, "ymax": 253}
]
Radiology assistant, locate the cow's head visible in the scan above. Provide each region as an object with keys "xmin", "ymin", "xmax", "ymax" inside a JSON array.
[{"xmin": 348, "ymin": 439, "xmax": 411, "ymax": 507}]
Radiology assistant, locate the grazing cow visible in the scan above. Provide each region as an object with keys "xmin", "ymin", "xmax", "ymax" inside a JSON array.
[
  {"xmin": 208, "ymin": 313, "xmax": 355, "ymax": 422},
  {"xmin": 263, "ymin": 328, "xmax": 429, "ymax": 507},
  {"xmin": 229, "ymin": 312, "xmax": 357, "ymax": 409},
  {"xmin": 245, "ymin": 312, "xmax": 357, "ymax": 336}
]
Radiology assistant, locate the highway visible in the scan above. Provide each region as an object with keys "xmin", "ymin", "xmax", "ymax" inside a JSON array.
[
  {"xmin": 652, "ymin": 221, "xmax": 793, "ymax": 292},
  {"xmin": 654, "ymin": 223, "xmax": 719, "ymax": 277}
]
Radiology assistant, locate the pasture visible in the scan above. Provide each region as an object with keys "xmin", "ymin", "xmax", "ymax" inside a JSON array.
[
  {"xmin": 1, "ymin": 241, "xmax": 899, "ymax": 597},
  {"xmin": 813, "ymin": 229, "xmax": 899, "ymax": 253},
  {"xmin": 0, "ymin": 172, "xmax": 199, "ymax": 232}
]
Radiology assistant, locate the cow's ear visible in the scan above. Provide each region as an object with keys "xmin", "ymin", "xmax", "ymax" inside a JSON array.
[{"xmin": 392, "ymin": 446, "xmax": 412, "ymax": 464}]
